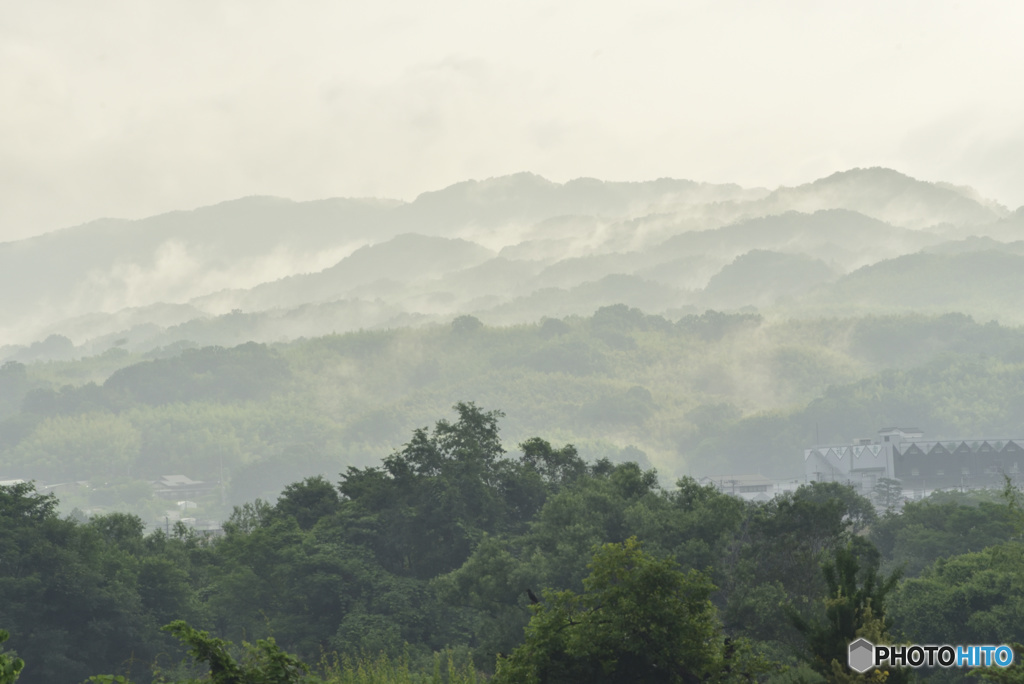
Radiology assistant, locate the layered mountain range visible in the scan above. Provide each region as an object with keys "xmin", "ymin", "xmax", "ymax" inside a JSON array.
[{"xmin": 3, "ymin": 167, "xmax": 1022, "ymax": 362}]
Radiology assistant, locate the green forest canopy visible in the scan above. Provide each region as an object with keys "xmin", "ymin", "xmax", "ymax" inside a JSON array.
[
  {"xmin": 2, "ymin": 403, "xmax": 1024, "ymax": 682},
  {"xmin": 4, "ymin": 308, "xmax": 1024, "ymax": 525}
]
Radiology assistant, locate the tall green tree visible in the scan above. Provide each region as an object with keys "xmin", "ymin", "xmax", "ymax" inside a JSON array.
[
  {"xmin": 789, "ymin": 539, "xmax": 908, "ymax": 683},
  {"xmin": 723, "ymin": 482, "xmax": 875, "ymax": 648},
  {"xmin": 493, "ymin": 537, "xmax": 754, "ymax": 684},
  {"xmin": 338, "ymin": 402, "xmax": 562, "ymax": 579},
  {"xmin": 0, "ymin": 484, "xmax": 153, "ymax": 682}
]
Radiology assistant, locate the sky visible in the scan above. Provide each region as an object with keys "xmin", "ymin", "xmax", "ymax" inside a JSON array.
[{"xmin": 2, "ymin": 0, "xmax": 1023, "ymax": 242}]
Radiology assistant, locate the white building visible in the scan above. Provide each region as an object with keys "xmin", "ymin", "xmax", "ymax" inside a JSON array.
[{"xmin": 804, "ymin": 427, "xmax": 1024, "ymax": 494}]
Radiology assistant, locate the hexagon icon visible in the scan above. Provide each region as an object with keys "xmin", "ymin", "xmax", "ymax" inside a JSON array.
[{"xmin": 848, "ymin": 638, "xmax": 875, "ymax": 673}]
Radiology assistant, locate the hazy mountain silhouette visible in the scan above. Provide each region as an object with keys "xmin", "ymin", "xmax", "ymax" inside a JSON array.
[
  {"xmin": 749, "ymin": 168, "xmax": 1008, "ymax": 229},
  {"xmin": 790, "ymin": 250, "xmax": 1024, "ymax": 321},
  {"xmin": 699, "ymin": 250, "xmax": 838, "ymax": 309},
  {"xmin": 478, "ymin": 274, "xmax": 685, "ymax": 326},
  {"xmin": 647, "ymin": 209, "xmax": 940, "ymax": 272},
  {"xmin": 923, "ymin": 236, "xmax": 1024, "ymax": 257},
  {"xmin": 194, "ymin": 234, "xmax": 495, "ymax": 313},
  {"xmin": 2, "ymin": 167, "xmax": 1019, "ymax": 355},
  {"xmin": 396, "ymin": 172, "xmax": 764, "ymax": 230}
]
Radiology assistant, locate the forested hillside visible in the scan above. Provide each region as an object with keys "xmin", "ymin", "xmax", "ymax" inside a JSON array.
[
  {"xmin": 3, "ymin": 406, "xmax": 1024, "ymax": 682},
  {"xmin": 5, "ymin": 308, "xmax": 1024, "ymax": 525},
  {"xmin": 3, "ymin": 167, "xmax": 1024, "ymax": 682}
]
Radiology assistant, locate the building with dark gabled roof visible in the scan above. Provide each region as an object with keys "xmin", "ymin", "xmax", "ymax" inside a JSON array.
[{"xmin": 804, "ymin": 428, "xmax": 1024, "ymax": 494}]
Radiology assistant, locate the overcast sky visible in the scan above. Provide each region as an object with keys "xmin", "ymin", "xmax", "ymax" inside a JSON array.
[{"xmin": 2, "ymin": 0, "xmax": 1023, "ymax": 242}]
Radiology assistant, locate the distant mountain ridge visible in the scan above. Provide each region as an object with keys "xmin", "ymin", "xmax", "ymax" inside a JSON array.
[
  {"xmin": 790, "ymin": 250, "xmax": 1024, "ymax": 319},
  {"xmin": 194, "ymin": 234, "xmax": 495, "ymax": 313},
  {"xmin": 753, "ymin": 167, "xmax": 1009, "ymax": 229},
  {"xmin": 2, "ymin": 167, "xmax": 1021, "ymax": 358}
]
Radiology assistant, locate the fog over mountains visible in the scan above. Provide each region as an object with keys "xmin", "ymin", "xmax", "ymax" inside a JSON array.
[{"xmin": 2, "ymin": 167, "xmax": 1020, "ymax": 362}]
